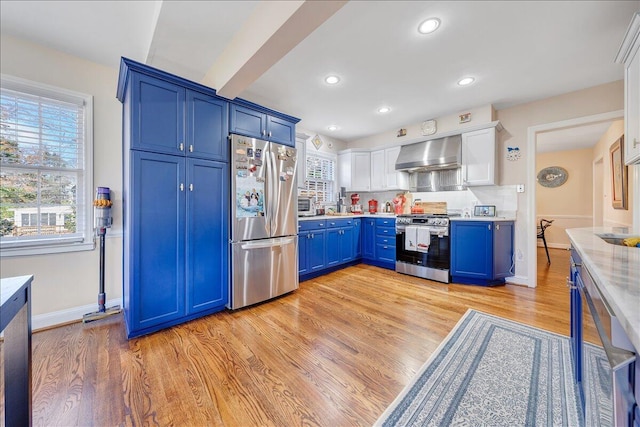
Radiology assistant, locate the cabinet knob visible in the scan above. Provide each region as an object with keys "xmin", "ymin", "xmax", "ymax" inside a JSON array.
[
  {"xmin": 180, "ymin": 183, "xmax": 184, "ymax": 191},
  {"xmin": 269, "ymin": 131, "xmax": 272, "ymax": 138},
  {"xmin": 189, "ymin": 183, "xmax": 194, "ymax": 191},
  {"xmin": 488, "ymin": 224, "xmax": 491, "ymax": 230},
  {"xmin": 189, "ymin": 144, "xmax": 194, "ymax": 153},
  {"xmin": 566, "ymin": 277, "xmax": 577, "ymax": 290},
  {"xmin": 496, "ymin": 224, "xmax": 500, "ymax": 230},
  {"xmin": 179, "ymin": 142, "xmax": 184, "ymax": 151}
]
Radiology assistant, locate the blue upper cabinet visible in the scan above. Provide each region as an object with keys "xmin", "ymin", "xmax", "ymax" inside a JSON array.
[
  {"xmin": 230, "ymin": 104, "xmax": 267, "ymax": 139},
  {"xmin": 187, "ymin": 91, "xmax": 229, "ymax": 162},
  {"xmin": 119, "ymin": 57, "xmax": 229, "ymax": 162},
  {"xmin": 230, "ymin": 100, "xmax": 299, "ymax": 147},
  {"xmin": 267, "ymin": 115, "xmax": 296, "ymax": 146},
  {"xmin": 132, "ymin": 73, "xmax": 185, "ymax": 156}
]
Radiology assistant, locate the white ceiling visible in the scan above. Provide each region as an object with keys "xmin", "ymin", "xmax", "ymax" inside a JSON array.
[{"xmin": 1, "ymin": 0, "xmax": 637, "ymax": 149}]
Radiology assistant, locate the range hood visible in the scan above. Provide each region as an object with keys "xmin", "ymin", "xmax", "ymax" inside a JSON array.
[{"xmin": 395, "ymin": 134, "xmax": 462, "ymax": 172}]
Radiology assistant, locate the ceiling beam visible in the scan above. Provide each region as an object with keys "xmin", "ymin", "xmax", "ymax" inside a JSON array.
[{"xmin": 203, "ymin": 0, "xmax": 347, "ymax": 100}]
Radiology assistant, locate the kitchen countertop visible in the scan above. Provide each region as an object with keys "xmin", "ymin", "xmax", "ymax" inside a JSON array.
[
  {"xmin": 566, "ymin": 227, "xmax": 640, "ymax": 351},
  {"xmin": 449, "ymin": 217, "xmax": 516, "ymax": 222},
  {"xmin": 298, "ymin": 213, "xmax": 396, "ymax": 221},
  {"xmin": 299, "ymin": 214, "xmax": 517, "ymax": 222}
]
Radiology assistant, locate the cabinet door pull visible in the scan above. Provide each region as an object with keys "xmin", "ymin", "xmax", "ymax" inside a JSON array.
[
  {"xmin": 179, "ymin": 142, "xmax": 184, "ymax": 151},
  {"xmin": 268, "ymin": 131, "xmax": 272, "ymax": 138},
  {"xmin": 496, "ymin": 224, "xmax": 500, "ymax": 230},
  {"xmin": 566, "ymin": 277, "xmax": 577, "ymax": 290},
  {"xmin": 180, "ymin": 183, "xmax": 184, "ymax": 191},
  {"xmin": 189, "ymin": 144, "xmax": 194, "ymax": 152},
  {"xmin": 488, "ymin": 224, "xmax": 491, "ymax": 230},
  {"xmin": 189, "ymin": 184, "xmax": 193, "ymax": 191}
]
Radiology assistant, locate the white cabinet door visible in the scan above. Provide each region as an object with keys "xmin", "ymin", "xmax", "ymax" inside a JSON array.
[
  {"xmin": 462, "ymin": 127, "xmax": 497, "ymax": 186},
  {"xmin": 370, "ymin": 149, "xmax": 385, "ymax": 191},
  {"xmin": 384, "ymin": 146, "xmax": 409, "ymax": 190},
  {"xmin": 624, "ymin": 44, "xmax": 640, "ymax": 164},
  {"xmin": 352, "ymin": 152, "xmax": 371, "ymax": 191},
  {"xmin": 339, "ymin": 150, "xmax": 371, "ymax": 191}
]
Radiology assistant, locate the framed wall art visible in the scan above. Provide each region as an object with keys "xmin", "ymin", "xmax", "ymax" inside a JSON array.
[{"xmin": 609, "ymin": 136, "xmax": 628, "ymax": 209}]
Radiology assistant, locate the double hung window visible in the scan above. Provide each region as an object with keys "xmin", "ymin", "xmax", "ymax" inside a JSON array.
[
  {"xmin": 304, "ymin": 153, "xmax": 335, "ymax": 203},
  {"xmin": 0, "ymin": 75, "xmax": 93, "ymax": 256}
]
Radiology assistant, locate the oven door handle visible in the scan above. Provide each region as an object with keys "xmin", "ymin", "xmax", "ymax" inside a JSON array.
[{"xmin": 581, "ymin": 284, "xmax": 635, "ymax": 370}]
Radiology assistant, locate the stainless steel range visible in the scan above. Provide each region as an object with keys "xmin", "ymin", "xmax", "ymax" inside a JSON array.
[{"xmin": 395, "ymin": 214, "xmax": 456, "ymax": 283}]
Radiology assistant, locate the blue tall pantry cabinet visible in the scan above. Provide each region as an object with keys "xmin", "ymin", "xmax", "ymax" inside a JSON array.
[{"xmin": 117, "ymin": 58, "xmax": 229, "ymax": 338}]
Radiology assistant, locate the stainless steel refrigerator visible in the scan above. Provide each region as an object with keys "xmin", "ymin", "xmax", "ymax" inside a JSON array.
[{"xmin": 229, "ymin": 133, "xmax": 298, "ymax": 309}]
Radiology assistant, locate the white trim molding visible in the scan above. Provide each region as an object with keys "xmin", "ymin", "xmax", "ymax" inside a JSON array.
[
  {"xmin": 526, "ymin": 109, "xmax": 625, "ymax": 288},
  {"xmin": 32, "ymin": 298, "xmax": 122, "ymax": 331}
]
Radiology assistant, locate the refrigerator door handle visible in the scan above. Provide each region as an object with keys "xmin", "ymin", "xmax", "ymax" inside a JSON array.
[
  {"xmin": 240, "ymin": 236, "xmax": 296, "ymax": 250},
  {"xmin": 269, "ymin": 148, "xmax": 280, "ymax": 234}
]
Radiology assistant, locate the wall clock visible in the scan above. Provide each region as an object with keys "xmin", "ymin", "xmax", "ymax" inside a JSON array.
[
  {"xmin": 537, "ymin": 166, "xmax": 568, "ymax": 188},
  {"xmin": 421, "ymin": 119, "xmax": 437, "ymax": 136}
]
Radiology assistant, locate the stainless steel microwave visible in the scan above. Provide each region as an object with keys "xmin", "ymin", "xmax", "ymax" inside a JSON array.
[{"xmin": 298, "ymin": 197, "xmax": 315, "ymax": 217}]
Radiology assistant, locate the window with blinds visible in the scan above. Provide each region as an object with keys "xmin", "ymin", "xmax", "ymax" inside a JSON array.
[
  {"xmin": 0, "ymin": 75, "xmax": 93, "ymax": 256},
  {"xmin": 305, "ymin": 154, "xmax": 335, "ymax": 203}
]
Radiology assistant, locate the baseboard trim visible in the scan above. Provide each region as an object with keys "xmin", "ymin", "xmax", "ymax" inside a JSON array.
[
  {"xmin": 32, "ymin": 298, "xmax": 122, "ymax": 331},
  {"xmin": 505, "ymin": 275, "xmax": 531, "ymax": 287}
]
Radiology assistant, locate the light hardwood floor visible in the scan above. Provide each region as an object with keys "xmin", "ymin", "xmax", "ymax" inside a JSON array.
[{"xmin": 2, "ymin": 247, "xmax": 580, "ymax": 426}]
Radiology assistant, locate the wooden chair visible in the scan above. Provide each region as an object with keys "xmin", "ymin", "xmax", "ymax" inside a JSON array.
[{"xmin": 537, "ymin": 219, "xmax": 554, "ymax": 264}]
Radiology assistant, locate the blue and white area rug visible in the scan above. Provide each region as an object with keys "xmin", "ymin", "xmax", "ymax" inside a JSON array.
[{"xmin": 375, "ymin": 309, "xmax": 609, "ymax": 427}]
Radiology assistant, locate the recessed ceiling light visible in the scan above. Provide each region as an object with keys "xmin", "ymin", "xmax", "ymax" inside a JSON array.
[
  {"xmin": 377, "ymin": 106, "xmax": 391, "ymax": 114},
  {"xmin": 458, "ymin": 77, "xmax": 475, "ymax": 86},
  {"xmin": 324, "ymin": 75, "xmax": 340, "ymax": 85},
  {"xmin": 418, "ymin": 18, "xmax": 441, "ymax": 34},
  {"xmin": 327, "ymin": 125, "xmax": 339, "ymax": 131}
]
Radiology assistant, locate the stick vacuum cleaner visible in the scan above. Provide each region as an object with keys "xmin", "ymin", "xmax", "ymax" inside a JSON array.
[{"xmin": 83, "ymin": 187, "xmax": 122, "ymax": 323}]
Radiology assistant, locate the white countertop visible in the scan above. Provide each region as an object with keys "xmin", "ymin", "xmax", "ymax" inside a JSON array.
[
  {"xmin": 450, "ymin": 217, "xmax": 516, "ymax": 222},
  {"xmin": 298, "ymin": 213, "xmax": 396, "ymax": 221},
  {"xmin": 566, "ymin": 227, "xmax": 640, "ymax": 351}
]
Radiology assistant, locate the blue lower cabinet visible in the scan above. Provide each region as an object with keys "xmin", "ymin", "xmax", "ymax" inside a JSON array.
[
  {"xmin": 125, "ymin": 152, "xmax": 228, "ymax": 338},
  {"xmin": 361, "ymin": 217, "xmax": 396, "ymax": 270},
  {"xmin": 450, "ymin": 220, "xmax": 514, "ymax": 286},
  {"xmin": 362, "ymin": 219, "xmax": 376, "ymax": 260},
  {"xmin": 298, "ymin": 220, "xmax": 326, "ymax": 278},
  {"xmin": 352, "ymin": 219, "xmax": 361, "ymax": 259}
]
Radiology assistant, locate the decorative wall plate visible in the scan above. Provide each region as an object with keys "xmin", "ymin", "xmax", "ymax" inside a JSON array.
[
  {"xmin": 537, "ymin": 166, "xmax": 568, "ymax": 188},
  {"xmin": 311, "ymin": 134, "xmax": 323, "ymax": 150},
  {"xmin": 421, "ymin": 119, "xmax": 437, "ymax": 136}
]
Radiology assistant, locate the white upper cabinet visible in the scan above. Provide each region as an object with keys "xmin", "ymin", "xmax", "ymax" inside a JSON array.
[
  {"xmin": 616, "ymin": 13, "xmax": 640, "ymax": 165},
  {"xmin": 461, "ymin": 127, "xmax": 497, "ymax": 186},
  {"xmin": 339, "ymin": 150, "xmax": 371, "ymax": 191},
  {"xmin": 370, "ymin": 149, "xmax": 385, "ymax": 190}
]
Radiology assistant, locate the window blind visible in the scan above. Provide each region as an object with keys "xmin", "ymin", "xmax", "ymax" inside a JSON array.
[
  {"xmin": 305, "ymin": 155, "xmax": 335, "ymax": 203},
  {"xmin": 0, "ymin": 76, "xmax": 92, "ymax": 254}
]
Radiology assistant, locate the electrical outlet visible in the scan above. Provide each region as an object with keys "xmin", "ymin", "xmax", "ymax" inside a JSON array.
[{"xmin": 516, "ymin": 184, "xmax": 525, "ymax": 193}]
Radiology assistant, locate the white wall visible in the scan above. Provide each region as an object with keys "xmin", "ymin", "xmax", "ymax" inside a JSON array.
[
  {"xmin": 0, "ymin": 35, "xmax": 123, "ymax": 324},
  {"xmin": 498, "ymin": 80, "xmax": 625, "ymax": 285}
]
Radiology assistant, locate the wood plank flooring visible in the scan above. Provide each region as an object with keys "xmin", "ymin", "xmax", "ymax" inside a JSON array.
[{"xmin": 2, "ymin": 247, "xmax": 584, "ymax": 426}]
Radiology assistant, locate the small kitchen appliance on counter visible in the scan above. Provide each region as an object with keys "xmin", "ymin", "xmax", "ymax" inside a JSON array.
[
  {"xmin": 368, "ymin": 199, "xmax": 378, "ymax": 214},
  {"xmin": 350, "ymin": 193, "xmax": 362, "ymax": 213}
]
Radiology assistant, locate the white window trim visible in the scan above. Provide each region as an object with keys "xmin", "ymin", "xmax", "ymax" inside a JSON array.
[
  {"xmin": 305, "ymin": 151, "xmax": 336, "ymax": 203},
  {"xmin": 0, "ymin": 74, "xmax": 94, "ymax": 257}
]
